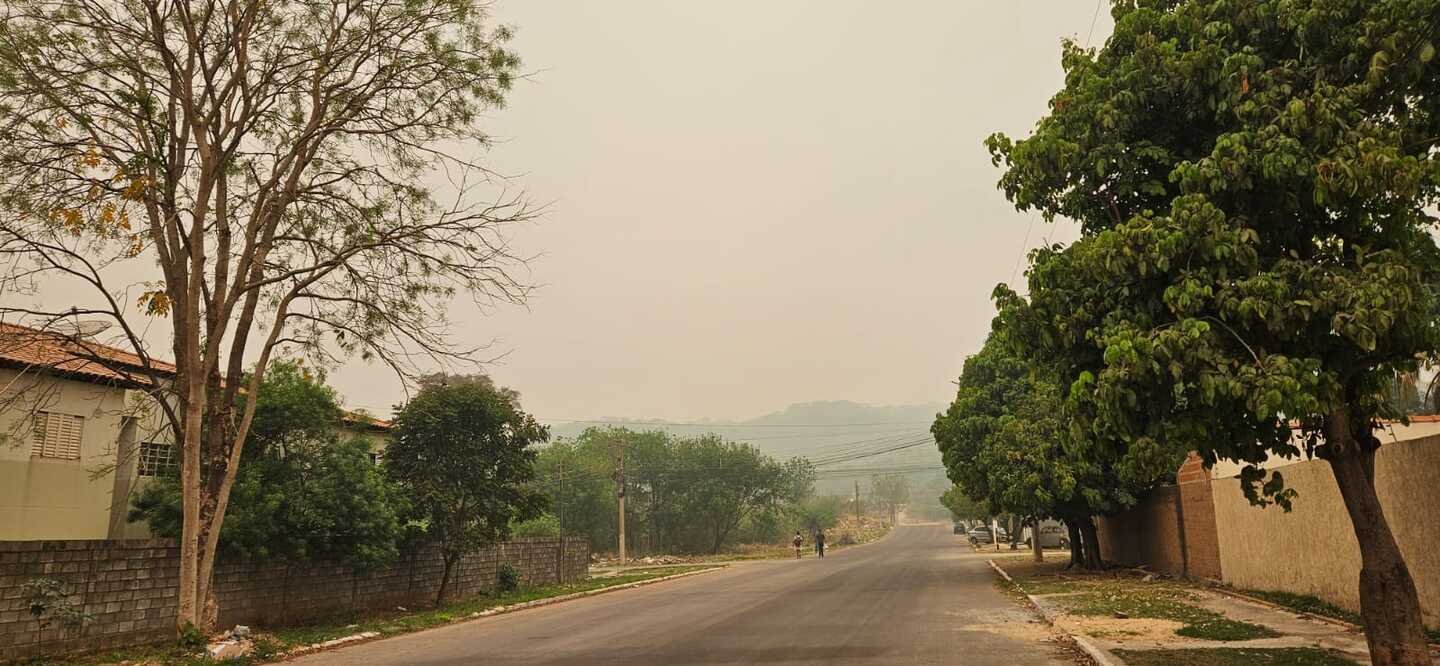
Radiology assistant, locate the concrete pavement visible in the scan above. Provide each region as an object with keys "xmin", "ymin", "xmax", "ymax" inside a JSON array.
[{"xmin": 288, "ymin": 524, "xmax": 1076, "ymax": 665}]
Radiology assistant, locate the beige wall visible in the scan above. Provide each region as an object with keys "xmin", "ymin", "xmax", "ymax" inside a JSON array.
[
  {"xmin": 1212, "ymin": 435, "xmax": 1440, "ymax": 629},
  {"xmin": 0, "ymin": 368, "xmax": 158, "ymax": 540}
]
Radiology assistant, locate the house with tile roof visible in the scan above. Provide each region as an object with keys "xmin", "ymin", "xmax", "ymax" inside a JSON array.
[{"xmin": 0, "ymin": 323, "xmax": 389, "ymax": 540}]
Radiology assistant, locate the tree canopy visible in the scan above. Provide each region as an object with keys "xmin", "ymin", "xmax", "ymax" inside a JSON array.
[
  {"xmin": 534, "ymin": 427, "xmax": 815, "ymax": 555},
  {"xmin": 131, "ymin": 362, "xmax": 402, "ymax": 572},
  {"xmin": 987, "ymin": 1, "xmax": 1440, "ymax": 661}
]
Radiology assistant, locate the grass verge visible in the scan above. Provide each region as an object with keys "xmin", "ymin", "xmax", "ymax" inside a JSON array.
[
  {"xmin": 1060, "ymin": 584, "xmax": 1279, "ymax": 641},
  {"xmin": 65, "ymin": 566, "xmax": 719, "ymax": 666},
  {"xmin": 1234, "ymin": 587, "xmax": 1440, "ymax": 644},
  {"xmin": 1113, "ymin": 647, "xmax": 1359, "ymax": 665}
]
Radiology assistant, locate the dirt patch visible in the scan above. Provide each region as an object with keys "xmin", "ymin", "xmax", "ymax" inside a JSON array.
[
  {"xmin": 964, "ymin": 619, "xmax": 1061, "ymax": 642},
  {"xmin": 1059, "ymin": 614, "xmax": 1189, "ymax": 643}
]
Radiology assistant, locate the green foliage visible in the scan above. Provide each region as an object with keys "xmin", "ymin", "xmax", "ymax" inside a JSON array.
[
  {"xmin": 130, "ymin": 364, "xmax": 403, "ymax": 572},
  {"xmin": 386, "ymin": 374, "xmax": 548, "ymax": 564},
  {"xmin": 792, "ymin": 495, "xmax": 844, "ymax": 532},
  {"xmin": 176, "ymin": 622, "xmax": 206, "ymax": 652},
  {"xmin": 1114, "ymin": 648, "xmax": 1359, "ymax": 666},
  {"xmin": 987, "ymin": 0, "xmax": 1440, "ymax": 508},
  {"xmin": 870, "ymin": 474, "xmax": 910, "ymax": 522},
  {"xmin": 939, "ymin": 486, "xmax": 987, "ymax": 522},
  {"xmin": 534, "ymin": 427, "xmax": 810, "ymax": 554},
  {"xmin": 933, "ymin": 333, "xmax": 1162, "ymax": 526},
  {"xmin": 22, "ymin": 577, "xmax": 91, "ymax": 631},
  {"xmin": 496, "ymin": 563, "xmax": 520, "ymax": 594},
  {"xmin": 245, "ymin": 361, "xmax": 343, "ymax": 459},
  {"xmin": 510, "ymin": 513, "xmax": 561, "ymax": 538}
]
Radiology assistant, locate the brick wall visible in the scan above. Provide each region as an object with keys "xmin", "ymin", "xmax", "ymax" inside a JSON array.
[
  {"xmin": 1176, "ymin": 453, "xmax": 1222, "ymax": 579},
  {"xmin": 0, "ymin": 536, "xmax": 588, "ymax": 662},
  {"xmin": 1095, "ymin": 453, "xmax": 1222, "ymax": 580}
]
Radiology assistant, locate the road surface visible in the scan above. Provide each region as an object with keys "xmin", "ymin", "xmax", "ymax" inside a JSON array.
[{"xmin": 290, "ymin": 524, "xmax": 1075, "ymax": 665}]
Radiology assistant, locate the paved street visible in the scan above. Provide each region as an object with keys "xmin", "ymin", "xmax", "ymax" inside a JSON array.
[{"xmin": 290, "ymin": 524, "xmax": 1075, "ymax": 665}]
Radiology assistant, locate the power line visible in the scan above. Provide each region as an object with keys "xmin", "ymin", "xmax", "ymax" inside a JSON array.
[
  {"xmin": 542, "ymin": 418, "xmax": 933, "ymax": 429},
  {"xmin": 1086, "ymin": 0, "xmax": 1104, "ymax": 48}
]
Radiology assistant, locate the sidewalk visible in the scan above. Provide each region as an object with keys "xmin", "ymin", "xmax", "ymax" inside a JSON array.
[{"xmin": 989, "ymin": 555, "xmax": 1406, "ymax": 665}]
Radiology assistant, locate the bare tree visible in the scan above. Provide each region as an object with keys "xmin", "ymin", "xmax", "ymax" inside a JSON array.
[{"xmin": 0, "ymin": 0, "xmax": 534, "ymax": 633}]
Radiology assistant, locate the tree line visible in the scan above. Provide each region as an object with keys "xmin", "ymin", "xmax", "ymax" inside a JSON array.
[
  {"xmin": 133, "ymin": 365, "xmax": 547, "ymax": 607},
  {"xmin": 937, "ymin": 2, "xmax": 1440, "ymax": 663},
  {"xmin": 529, "ymin": 428, "xmax": 854, "ymax": 555}
]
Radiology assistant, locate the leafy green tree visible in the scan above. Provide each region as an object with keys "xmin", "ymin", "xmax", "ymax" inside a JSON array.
[
  {"xmin": 792, "ymin": 495, "xmax": 844, "ymax": 533},
  {"xmin": 534, "ymin": 428, "xmax": 808, "ymax": 555},
  {"xmin": 132, "ymin": 364, "xmax": 403, "ymax": 572},
  {"xmin": 668, "ymin": 436, "xmax": 790, "ymax": 554},
  {"xmin": 933, "ymin": 332, "xmax": 1161, "ymax": 568},
  {"xmin": 939, "ymin": 486, "xmax": 987, "ymax": 524},
  {"xmin": 244, "ymin": 362, "xmax": 344, "ymax": 460},
  {"xmin": 869, "ymin": 474, "xmax": 910, "ymax": 525},
  {"xmin": 782, "ymin": 457, "xmax": 817, "ymax": 503},
  {"xmin": 987, "ymin": 2, "xmax": 1440, "ymax": 660},
  {"xmin": 386, "ymin": 374, "xmax": 548, "ymax": 605}
]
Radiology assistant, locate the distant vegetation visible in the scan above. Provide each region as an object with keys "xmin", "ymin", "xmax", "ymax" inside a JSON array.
[{"xmin": 529, "ymin": 427, "xmax": 820, "ymax": 554}]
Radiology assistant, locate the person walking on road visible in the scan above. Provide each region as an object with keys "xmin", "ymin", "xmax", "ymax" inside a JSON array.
[
  {"xmin": 815, "ymin": 529, "xmax": 826, "ymax": 558},
  {"xmin": 792, "ymin": 531, "xmax": 804, "ymax": 559}
]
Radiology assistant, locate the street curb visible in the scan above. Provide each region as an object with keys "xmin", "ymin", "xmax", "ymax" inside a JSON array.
[
  {"xmin": 987, "ymin": 559, "xmax": 1121, "ymax": 666},
  {"xmin": 280, "ymin": 566, "xmax": 726, "ymax": 661}
]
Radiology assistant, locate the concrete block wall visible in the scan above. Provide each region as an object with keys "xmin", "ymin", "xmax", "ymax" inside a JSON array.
[
  {"xmin": 1095, "ymin": 454, "xmax": 1223, "ymax": 580},
  {"xmin": 0, "ymin": 536, "xmax": 588, "ymax": 662}
]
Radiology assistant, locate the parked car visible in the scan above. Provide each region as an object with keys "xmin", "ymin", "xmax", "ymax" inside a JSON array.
[
  {"xmin": 953, "ymin": 521, "xmax": 965, "ymax": 535},
  {"xmin": 1022, "ymin": 522, "xmax": 1069, "ymax": 549},
  {"xmin": 966, "ymin": 525, "xmax": 995, "ymax": 544}
]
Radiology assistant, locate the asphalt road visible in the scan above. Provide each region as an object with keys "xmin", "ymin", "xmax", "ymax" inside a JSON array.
[{"xmin": 290, "ymin": 524, "xmax": 1075, "ymax": 665}]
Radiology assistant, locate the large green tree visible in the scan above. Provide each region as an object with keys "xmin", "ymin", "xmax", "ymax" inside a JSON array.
[
  {"xmin": 988, "ymin": 2, "xmax": 1440, "ymax": 661},
  {"xmin": 386, "ymin": 375, "xmax": 548, "ymax": 605},
  {"xmin": 932, "ymin": 333, "xmax": 1160, "ymax": 568},
  {"xmin": 132, "ymin": 361, "xmax": 404, "ymax": 572}
]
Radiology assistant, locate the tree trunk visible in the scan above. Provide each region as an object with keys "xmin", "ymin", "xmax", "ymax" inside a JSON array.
[
  {"xmin": 1328, "ymin": 440, "xmax": 1430, "ymax": 665},
  {"xmin": 436, "ymin": 552, "xmax": 459, "ymax": 608},
  {"xmin": 1009, "ymin": 515, "xmax": 1020, "ymax": 550},
  {"xmin": 1079, "ymin": 517, "xmax": 1103, "ymax": 570},
  {"xmin": 1031, "ymin": 519, "xmax": 1044, "ymax": 563},
  {"xmin": 1065, "ymin": 520, "xmax": 1083, "ymax": 570}
]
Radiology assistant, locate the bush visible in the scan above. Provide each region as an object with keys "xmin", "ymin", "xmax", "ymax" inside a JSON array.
[
  {"xmin": 497, "ymin": 563, "xmax": 521, "ymax": 594},
  {"xmin": 510, "ymin": 513, "xmax": 561, "ymax": 538}
]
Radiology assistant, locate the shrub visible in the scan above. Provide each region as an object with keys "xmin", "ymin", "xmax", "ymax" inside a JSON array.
[{"xmin": 497, "ymin": 563, "xmax": 521, "ymax": 594}]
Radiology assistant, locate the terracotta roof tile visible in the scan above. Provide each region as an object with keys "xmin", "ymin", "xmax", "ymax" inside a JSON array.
[{"xmin": 0, "ymin": 322, "xmax": 174, "ymax": 386}]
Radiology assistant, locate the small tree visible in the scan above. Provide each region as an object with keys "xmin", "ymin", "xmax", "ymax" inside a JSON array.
[
  {"xmin": 386, "ymin": 374, "xmax": 547, "ymax": 606},
  {"xmin": 869, "ymin": 474, "xmax": 910, "ymax": 525}
]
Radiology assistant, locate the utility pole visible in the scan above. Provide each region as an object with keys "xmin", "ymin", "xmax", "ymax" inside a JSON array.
[
  {"xmin": 556, "ymin": 455, "xmax": 566, "ymax": 584},
  {"xmin": 854, "ymin": 480, "xmax": 862, "ymax": 523},
  {"xmin": 612, "ymin": 436, "xmax": 626, "ymax": 567},
  {"xmin": 618, "ymin": 456, "xmax": 626, "ymax": 567}
]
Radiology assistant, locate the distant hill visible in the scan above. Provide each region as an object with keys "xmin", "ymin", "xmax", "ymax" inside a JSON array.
[{"xmin": 543, "ymin": 400, "xmax": 950, "ymax": 499}]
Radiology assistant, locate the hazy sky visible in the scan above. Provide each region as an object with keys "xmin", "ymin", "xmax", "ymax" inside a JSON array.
[
  {"xmin": 324, "ymin": 1, "xmax": 1112, "ymax": 421},
  {"xmin": 6, "ymin": 2, "xmax": 1112, "ymax": 422}
]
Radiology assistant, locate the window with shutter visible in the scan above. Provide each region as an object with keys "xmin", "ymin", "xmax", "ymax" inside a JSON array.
[{"xmin": 31, "ymin": 411, "xmax": 84, "ymax": 460}]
